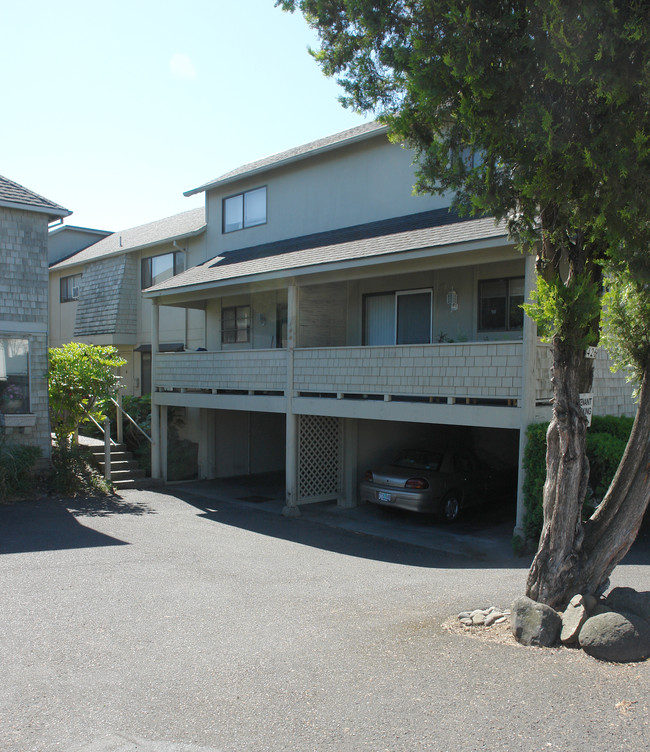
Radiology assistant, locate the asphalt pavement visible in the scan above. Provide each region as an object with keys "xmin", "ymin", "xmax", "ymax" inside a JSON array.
[{"xmin": 1, "ymin": 482, "xmax": 648, "ymax": 752}]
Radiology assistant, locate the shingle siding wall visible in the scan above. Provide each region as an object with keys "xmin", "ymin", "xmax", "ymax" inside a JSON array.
[
  {"xmin": 534, "ymin": 343, "xmax": 635, "ymax": 417},
  {"xmin": 0, "ymin": 208, "xmax": 48, "ymax": 323},
  {"xmin": 0, "ymin": 207, "xmax": 50, "ymax": 458},
  {"xmin": 294, "ymin": 343, "xmax": 523, "ymax": 398},
  {"xmin": 74, "ymin": 254, "xmax": 138, "ymax": 337},
  {"xmin": 155, "ymin": 350, "xmax": 287, "ymax": 392}
]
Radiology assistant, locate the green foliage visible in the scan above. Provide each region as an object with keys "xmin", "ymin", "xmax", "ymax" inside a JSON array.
[
  {"xmin": 278, "ymin": 1, "xmax": 650, "ymax": 257},
  {"xmin": 523, "ymin": 272, "xmax": 600, "ymax": 349},
  {"xmin": 600, "ymin": 266, "xmax": 650, "ymax": 387},
  {"xmin": 121, "ymin": 395, "xmax": 152, "ymax": 475},
  {"xmin": 50, "ymin": 445, "xmax": 112, "ymax": 497},
  {"xmin": 48, "ymin": 343, "xmax": 126, "ymax": 449},
  {"xmin": 586, "ymin": 432, "xmax": 628, "ymax": 501},
  {"xmin": 522, "ymin": 416, "xmax": 633, "ymax": 541},
  {"xmin": 0, "ymin": 431, "xmax": 41, "ymax": 502},
  {"xmin": 522, "ymin": 422, "xmax": 549, "ymax": 541}
]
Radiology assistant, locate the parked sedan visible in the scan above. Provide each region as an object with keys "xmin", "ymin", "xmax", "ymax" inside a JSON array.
[{"xmin": 359, "ymin": 448, "xmax": 492, "ymax": 521}]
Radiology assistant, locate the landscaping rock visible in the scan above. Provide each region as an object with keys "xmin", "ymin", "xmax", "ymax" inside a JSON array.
[
  {"xmin": 560, "ymin": 594, "xmax": 591, "ymax": 646},
  {"xmin": 578, "ymin": 611, "xmax": 650, "ymax": 663},
  {"xmin": 457, "ymin": 607, "xmax": 509, "ymax": 629},
  {"xmin": 511, "ymin": 596, "xmax": 561, "ymax": 647},
  {"xmin": 605, "ymin": 587, "xmax": 650, "ymax": 621}
]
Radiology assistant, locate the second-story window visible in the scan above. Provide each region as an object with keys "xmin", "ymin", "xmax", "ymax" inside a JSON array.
[
  {"xmin": 223, "ymin": 187, "xmax": 267, "ymax": 233},
  {"xmin": 478, "ymin": 277, "xmax": 524, "ymax": 331},
  {"xmin": 221, "ymin": 305, "xmax": 251, "ymax": 344},
  {"xmin": 60, "ymin": 274, "xmax": 82, "ymax": 302},
  {"xmin": 142, "ymin": 251, "xmax": 185, "ymax": 289}
]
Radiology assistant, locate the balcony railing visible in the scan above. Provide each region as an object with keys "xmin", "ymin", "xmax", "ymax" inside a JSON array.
[
  {"xmin": 154, "ymin": 349, "xmax": 288, "ymax": 393},
  {"xmin": 152, "ymin": 341, "xmax": 633, "ymax": 415},
  {"xmin": 293, "ymin": 342, "xmax": 523, "ymax": 401},
  {"xmin": 154, "ymin": 342, "xmax": 530, "ymax": 403}
]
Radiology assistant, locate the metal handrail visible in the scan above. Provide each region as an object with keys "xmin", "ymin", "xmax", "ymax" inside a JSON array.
[
  {"xmin": 87, "ymin": 413, "xmax": 118, "ymax": 446},
  {"xmin": 110, "ymin": 397, "xmax": 152, "ymax": 443}
]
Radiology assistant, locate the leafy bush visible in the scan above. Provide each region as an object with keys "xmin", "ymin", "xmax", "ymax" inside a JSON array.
[
  {"xmin": 522, "ymin": 422, "xmax": 549, "ymax": 541},
  {"xmin": 48, "ymin": 343, "xmax": 126, "ymax": 450},
  {"xmin": 522, "ymin": 416, "xmax": 633, "ymax": 543},
  {"xmin": 50, "ymin": 445, "xmax": 112, "ymax": 497},
  {"xmin": 0, "ymin": 434, "xmax": 41, "ymax": 501},
  {"xmin": 586, "ymin": 432, "xmax": 628, "ymax": 500}
]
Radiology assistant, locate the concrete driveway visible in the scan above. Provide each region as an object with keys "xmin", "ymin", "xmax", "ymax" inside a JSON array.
[{"xmin": 1, "ymin": 485, "xmax": 648, "ymax": 752}]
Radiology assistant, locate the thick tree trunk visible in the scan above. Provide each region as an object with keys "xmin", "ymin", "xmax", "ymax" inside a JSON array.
[
  {"xmin": 527, "ymin": 363, "xmax": 650, "ymax": 610},
  {"xmin": 525, "ymin": 338, "xmax": 591, "ymax": 608}
]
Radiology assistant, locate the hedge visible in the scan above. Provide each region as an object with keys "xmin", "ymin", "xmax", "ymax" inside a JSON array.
[{"xmin": 522, "ymin": 415, "xmax": 633, "ymax": 542}]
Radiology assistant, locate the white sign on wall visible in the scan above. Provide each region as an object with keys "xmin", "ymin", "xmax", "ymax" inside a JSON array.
[
  {"xmin": 585, "ymin": 346, "xmax": 598, "ymax": 359},
  {"xmin": 580, "ymin": 392, "xmax": 594, "ymax": 427}
]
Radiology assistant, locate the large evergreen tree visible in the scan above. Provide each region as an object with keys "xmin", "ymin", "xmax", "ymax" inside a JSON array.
[{"xmin": 278, "ymin": 0, "xmax": 650, "ymax": 608}]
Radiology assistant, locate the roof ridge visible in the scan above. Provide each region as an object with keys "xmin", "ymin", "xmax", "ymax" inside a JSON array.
[{"xmin": 184, "ymin": 121, "xmax": 386, "ymax": 197}]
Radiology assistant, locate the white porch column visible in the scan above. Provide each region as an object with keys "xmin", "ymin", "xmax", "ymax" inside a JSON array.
[
  {"xmin": 283, "ymin": 282, "xmax": 300, "ymax": 517},
  {"xmin": 339, "ymin": 418, "xmax": 359, "ymax": 508},
  {"xmin": 160, "ymin": 405, "xmax": 168, "ymax": 483},
  {"xmin": 150, "ymin": 300, "xmax": 162, "ymax": 480},
  {"xmin": 515, "ymin": 252, "xmax": 538, "ymax": 539}
]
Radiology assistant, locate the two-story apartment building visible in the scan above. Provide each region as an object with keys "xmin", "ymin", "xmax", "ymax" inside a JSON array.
[
  {"xmin": 1, "ymin": 175, "xmax": 71, "ymax": 459},
  {"xmin": 49, "ymin": 208, "xmax": 207, "ymax": 397},
  {"xmin": 141, "ymin": 123, "xmax": 636, "ymax": 531}
]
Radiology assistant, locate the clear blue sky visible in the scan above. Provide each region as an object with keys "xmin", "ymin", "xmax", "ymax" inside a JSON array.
[{"xmin": 1, "ymin": 1, "xmax": 372, "ymax": 231}]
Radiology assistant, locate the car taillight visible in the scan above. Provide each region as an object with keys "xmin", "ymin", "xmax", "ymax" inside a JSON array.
[
  {"xmin": 364, "ymin": 470, "xmax": 374, "ymax": 482},
  {"xmin": 405, "ymin": 477, "xmax": 429, "ymax": 489}
]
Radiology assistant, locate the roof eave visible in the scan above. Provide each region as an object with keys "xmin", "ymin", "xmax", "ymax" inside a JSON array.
[
  {"xmin": 50, "ymin": 224, "xmax": 207, "ymax": 271},
  {"xmin": 183, "ymin": 124, "xmax": 390, "ymax": 197},
  {"xmin": 0, "ymin": 198, "xmax": 72, "ymax": 221},
  {"xmin": 143, "ymin": 232, "xmax": 511, "ymax": 301}
]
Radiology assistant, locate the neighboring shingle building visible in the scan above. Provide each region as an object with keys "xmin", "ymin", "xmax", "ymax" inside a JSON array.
[
  {"xmin": 0, "ymin": 175, "xmax": 70, "ymax": 458},
  {"xmin": 49, "ymin": 207, "xmax": 207, "ymax": 396}
]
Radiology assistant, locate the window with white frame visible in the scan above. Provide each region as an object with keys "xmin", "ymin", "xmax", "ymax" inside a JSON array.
[
  {"xmin": 223, "ymin": 187, "xmax": 267, "ymax": 233},
  {"xmin": 141, "ymin": 251, "xmax": 185, "ymax": 289},
  {"xmin": 221, "ymin": 305, "xmax": 251, "ymax": 344},
  {"xmin": 60, "ymin": 274, "xmax": 82, "ymax": 302},
  {"xmin": 478, "ymin": 277, "xmax": 525, "ymax": 331},
  {"xmin": 0, "ymin": 338, "xmax": 30, "ymax": 414},
  {"xmin": 364, "ymin": 289, "xmax": 433, "ymax": 345}
]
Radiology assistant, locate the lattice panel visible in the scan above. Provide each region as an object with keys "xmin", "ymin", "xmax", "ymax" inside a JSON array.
[{"xmin": 298, "ymin": 415, "xmax": 343, "ymax": 502}]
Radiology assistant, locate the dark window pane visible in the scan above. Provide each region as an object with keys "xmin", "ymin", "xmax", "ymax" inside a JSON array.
[{"xmin": 397, "ymin": 292, "xmax": 431, "ymax": 344}]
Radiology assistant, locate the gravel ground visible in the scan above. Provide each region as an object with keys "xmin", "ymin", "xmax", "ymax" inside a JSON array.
[{"xmin": 1, "ymin": 487, "xmax": 648, "ymax": 752}]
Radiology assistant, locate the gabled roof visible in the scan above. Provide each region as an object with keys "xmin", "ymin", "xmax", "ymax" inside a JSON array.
[
  {"xmin": 51, "ymin": 207, "xmax": 206, "ymax": 270},
  {"xmin": 145, "ymin": 208, "xmax": 509, "ymax": 297},
  {"xmin": 0, "ymin": 174, "xmax": 71, "ymax": 219},
  {"xmin": 49, "ymin": 224, "xmax": 112, "ymax": 238},
  {"xmin": 184, "ymin": 121, "xmax": 387, "ymax": 197}
]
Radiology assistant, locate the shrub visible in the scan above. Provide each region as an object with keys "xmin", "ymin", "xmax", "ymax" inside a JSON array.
[
  {"xmin": 522, "ymin": 415, "xmax": 633, "ymax": 543},
  {"xmin": 0, "ymin": 434, "xmax": 41, "ymax": 502},
  {"xmin": 50, "ymin": 445, "xmax": 111, "ymax": 497}
]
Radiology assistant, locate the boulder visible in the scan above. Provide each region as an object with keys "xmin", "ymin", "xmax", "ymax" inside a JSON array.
[
  {"xmin": 578, "ymin": 612, "xmax": 650, "ymax": 663},
  {"xmin": 560, "ymin": 594, "xmax": 591, "ymax": 646},
  {"xmin": 511, "ymin": 596, "xmax": 562, "ymax": 647},
  {"xmin": 605, "ymin": 588, "xmax": 650, "ymax": 621}
]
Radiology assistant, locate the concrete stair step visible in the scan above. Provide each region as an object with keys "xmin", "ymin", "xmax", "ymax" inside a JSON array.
[
  {"xmin": 97, "ymin": 459, "xmax": 141, "ymax": 471},
  {"xmin": 112, "ymin": 477, "xmax": 163, "ymax": 490}
]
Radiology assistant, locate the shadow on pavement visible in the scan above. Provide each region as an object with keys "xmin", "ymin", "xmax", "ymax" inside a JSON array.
[
  {"xmin": 0, "ymin": 498, "xmax": 130, "ymax": 555},
  {"xmin": 67, "ymin": 494, "xmax": 157, "ymax": 518},
  {"xmin": 168, "ymin": 481, "xmax": 530, "ymax": 570}
]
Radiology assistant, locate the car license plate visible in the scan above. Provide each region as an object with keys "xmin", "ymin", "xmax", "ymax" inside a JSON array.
[{"xmin": 378, "ymin": 491, "xmax": 392, "ymax": 502}]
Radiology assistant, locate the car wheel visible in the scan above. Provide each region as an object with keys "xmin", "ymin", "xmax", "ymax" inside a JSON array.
[{"xmin": 442, "ymin": 493, "xmax": 461, "ymax": 522}]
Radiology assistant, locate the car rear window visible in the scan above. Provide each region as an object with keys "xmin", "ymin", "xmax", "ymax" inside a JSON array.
[{"xmin": 392, "ymin": 451, "xmax": 442, "ymax": 471}]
